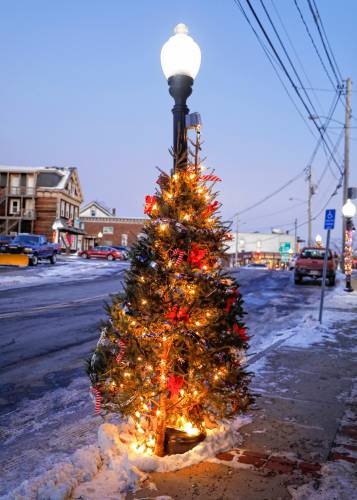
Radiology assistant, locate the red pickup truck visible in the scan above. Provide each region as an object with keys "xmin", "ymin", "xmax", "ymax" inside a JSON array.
[{"xmin": 294, "ymin": 247, "xmax": 336, "ymax": 286}]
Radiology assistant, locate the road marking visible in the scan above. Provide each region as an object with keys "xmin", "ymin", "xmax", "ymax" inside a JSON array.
[{"xmin": 0, "ymin": 294, "xmax": 110, "ymax": 319}]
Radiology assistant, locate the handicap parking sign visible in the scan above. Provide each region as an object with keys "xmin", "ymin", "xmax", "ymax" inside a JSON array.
[{"xmin": 324, "ymin": 209, "xmax": 336, "ymax": 230}]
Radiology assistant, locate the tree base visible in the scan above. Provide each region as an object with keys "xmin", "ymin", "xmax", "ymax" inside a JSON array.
[{"xmin": 164, "ymin": 427, "xmax": 206, "ymax": 455}]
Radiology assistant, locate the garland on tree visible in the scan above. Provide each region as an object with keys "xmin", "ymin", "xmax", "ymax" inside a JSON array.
[{"xmin": 87, "ymin": 132, "xmax": 253, "ymax": 457}]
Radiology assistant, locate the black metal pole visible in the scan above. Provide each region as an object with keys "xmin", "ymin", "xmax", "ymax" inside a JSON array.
[{"xmin": 168, "ymin": 74, "xmax": 193, "ymax": 171}]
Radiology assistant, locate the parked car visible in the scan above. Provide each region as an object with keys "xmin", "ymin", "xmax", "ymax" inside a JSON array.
[
  {"xmin": 0, "ymin": 235, "xmax": 13, "ymax": 246},
  {"xmin": 243, "ymin": 263, "xmax": 268, "ymax": 270},
  {"xmin": 78, "ymin": 246, "xmax": 123, "ymax": 261},
  {"xmin": 0, "ymin": 233, "xmax": 58, "ymax": 266},
  {"xmin": 294, "ymin": 247, "xmax": 336, "ymax": 286},
  {"xmin": 111, "ymin": 246, "xmax": 129, "ymax": 259}
]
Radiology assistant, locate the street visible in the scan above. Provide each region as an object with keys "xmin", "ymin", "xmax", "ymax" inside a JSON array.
[{"xmin": 0, "ymin": 261, "xmax": 347, "ymax": 497}]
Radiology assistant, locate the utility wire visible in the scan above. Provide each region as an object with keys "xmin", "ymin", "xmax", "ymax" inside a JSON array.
[
  {"xmin": 270, "ymin": 0, "xmax": 324, "ymax": 113},
  {"xmin": 240, "ymin": 0, "xmax": 342, "ymax": 172},
  {"xmin": 232, "ymin": 168, "xmax": 306, "ymax": 219},
  {"xmin": 292, "ymin": 0, "xmax": 337, "ymax": 88},
  {"xmin": 233, "ymin": 0, "xmax": 317, "ymax": 139},
  {"xmin": 308, "ymin": 0, "xmax": 343, "ymax": 83}
]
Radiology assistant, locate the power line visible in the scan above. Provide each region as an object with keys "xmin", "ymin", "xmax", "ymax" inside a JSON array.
[
  {"xmin": 292, "ymin": 0, "xmax": 337, "ymax": 88},
  {"xmin": 232, "ymin": 168, "xmax": 306, "ymax": 218},
  {"xmin": 270, "ymin": 0, "xmax": 324, "ymax": 113},
  {"xmin": 232, "ymin": 0, "xmax": 317, "ymax": 139},
  {"xmin": 239, "ymin": 0, "xmax": 342, "ymax": 172},
  {"xmin": 309, "ymin": 0, "xmax": 343, "ymax": 83}
]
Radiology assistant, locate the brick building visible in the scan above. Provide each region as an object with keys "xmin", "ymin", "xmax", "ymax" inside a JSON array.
[
  {"xmin": 80, "ymin": 201, "xmax": 146, "ymax": 248},
  {"xmin": 0, "ymin": 165, "xmax": 85, "ymax": 250}
]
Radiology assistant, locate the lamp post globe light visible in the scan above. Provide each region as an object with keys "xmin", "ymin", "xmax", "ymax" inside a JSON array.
[
  {"xmin": 342, "ymin": 199, "xmax": 356, "ymax": 292},
  {"xmin": 161, "ymin": 23, "xmax": 201, "ymax": 169}
]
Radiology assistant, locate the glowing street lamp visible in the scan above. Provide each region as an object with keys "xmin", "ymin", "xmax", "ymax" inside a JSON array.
[
  {"xmin": 342, "ymin": 199, "xmax": 356, "ymax": 292},
  {"xmin": 161, "ymin": 23, "xmax": 201, "ymax": 168},
  {"xmin": 315, "ymin": 234, "xmax": 323, "ymax": 247}
]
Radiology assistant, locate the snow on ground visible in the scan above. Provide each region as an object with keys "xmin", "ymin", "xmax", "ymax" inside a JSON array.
[
  {"xmin": 2, "ymin": 270, "xmax": 357, "ymax": 499},
  {"xmin": 0, "ymin": 257, "xmax": 128, "ymax": 291},
  {"xmin": 3, "ymin": 417, "xmax": 250, "ymax": 500},
  {"xmin": 288, "ymin": 461, "xmax": 357, "ymax": 500}
]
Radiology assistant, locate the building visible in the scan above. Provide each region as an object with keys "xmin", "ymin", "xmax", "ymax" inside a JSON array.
[
  {"xmin": 80, "ymin": 201, "xmax": 146, "ymax": 248},
  {"xmin": 0, "ymin": 165, "xmax": 85, "ymax": 250},
  {"xmin": 226, "ymin": 231, "xmax": 296, "ymax": 268}
]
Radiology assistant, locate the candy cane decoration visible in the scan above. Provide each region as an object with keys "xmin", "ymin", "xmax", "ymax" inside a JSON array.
[
  {"xmin": 172, "ymin": 249, "xmax": 185, "ymax": 266},
  {"xmin": 116, "ymin": 339, "xmax": 126, "ymax": 364},
  {"xmin": 199, "ymin": 174, "xmax": 222, "ymax": 182},
  {"xmin": 91, "ymin": 386, "xmax": 102, "ymax": 415}
]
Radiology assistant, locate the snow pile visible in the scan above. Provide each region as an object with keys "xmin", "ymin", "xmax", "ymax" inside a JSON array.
[
  {"xmin": 3, "ymin": 445, "xmax": 101, "ymax": 500},
  {"xmin": 3, "ymin": 417, "xmax": 250, "ymax": 500},
  {"xmin": 288, "ymin": 461, "xmax": 357, "ymax": 500}
]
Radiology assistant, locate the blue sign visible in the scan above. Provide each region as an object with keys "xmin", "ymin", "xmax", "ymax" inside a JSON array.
[{"xmin": 324, "ymin": 209, "xmax": 336, "ymax": 230}]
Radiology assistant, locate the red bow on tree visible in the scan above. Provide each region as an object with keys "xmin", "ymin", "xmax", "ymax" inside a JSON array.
[
  {"xmin": 165, "ymin": 305, "xmax": 189, "ymax": 325},
  {"xmin": 203, "ymin": 201, "xmax": 219, "ymax": 217},
  {"xmin": 233, "ymin": 323, "xmax": 249, "ymax": 342},
  {"xmin": 144, "ymin": 195, "xmax": 157, "ymax": 215},
  {"xmin": 167, "ymin": 375, "xmax": 184, "ymax": 398},
  {"xmin": 188, "ymin": 243, "xmax": 207, "ymax": 269},
  {"xmin": 225, "ymin": 288, "xmax": 240, "ymax": 313}
]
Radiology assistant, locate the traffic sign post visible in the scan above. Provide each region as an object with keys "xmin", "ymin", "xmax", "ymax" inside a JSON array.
[{"xmin": 319, "ymin": 209, "xmax": 336, "ymax": 323}]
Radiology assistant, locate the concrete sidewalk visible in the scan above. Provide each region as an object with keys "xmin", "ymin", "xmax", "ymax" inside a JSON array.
[{"xmin": 130, "ymin": 289, "xmax": 357, "ymax": 499}]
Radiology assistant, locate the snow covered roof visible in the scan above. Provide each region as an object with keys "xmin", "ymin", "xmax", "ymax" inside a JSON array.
[{"xmin": 0, "ymin": 165, "xmax": 74, "ymax": 190}]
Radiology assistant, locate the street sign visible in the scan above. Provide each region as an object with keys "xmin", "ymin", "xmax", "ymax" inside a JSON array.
[
  {"xmin": 324, "ymin": 209, "xmax": 336, "ymax": 230},
  {"xmin": 279, "ymin": 242, "xmax": 291, "ymax": 254},
  {"xmin": 319, "ymin": 209, "xmax": 335, "ymax": 323}
]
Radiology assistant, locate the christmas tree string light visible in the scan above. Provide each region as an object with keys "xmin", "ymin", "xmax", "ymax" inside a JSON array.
[{"xmin": 87, "ymin": 129, "xmax": 252, "ymax": 457}]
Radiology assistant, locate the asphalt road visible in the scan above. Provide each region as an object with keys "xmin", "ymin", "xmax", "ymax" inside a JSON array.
[{"xmin": 0, "ymin": 264, "xmax": 127, "ymax": 412}]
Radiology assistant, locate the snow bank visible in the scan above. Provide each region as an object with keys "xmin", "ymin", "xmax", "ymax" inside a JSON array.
[
  {"xmin": 0, "ymin": 259, "xmax": 127, "ymax": 291},
  {"xmin": 3, "ymin": 417, "xmax": 250, "ymax": 500},
  {"xmin": 288, "ymin": 461, "xmax": 357, "ymax": 500}
]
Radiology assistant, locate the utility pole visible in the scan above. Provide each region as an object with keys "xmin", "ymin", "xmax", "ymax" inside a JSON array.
[
  {"xmin": 294, "ymin": 218, "xmax": 298, "ymax": 253},
  {"xmin": 234, "ymin": 215, "xmax": 239, "ymax": 267},
  {"xmin": 307, "ymin": 165, "xmax": 313, "ymax": 246},
  {"xmin": 342, "ymin": 78, "xmax": 352, "ymax": 271}
]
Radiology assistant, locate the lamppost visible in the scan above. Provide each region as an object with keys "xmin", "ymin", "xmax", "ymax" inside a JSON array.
[
  {"xmin": 97, "ymin": 231, "xmax": 103, "ymax": 246},
  {"xmin": 161, "ymin": 23, "xmax": 201, "ymax": 170},
  {"xmin": 342, "ymin": 199, "xmax": 356, "ymax": 292}
]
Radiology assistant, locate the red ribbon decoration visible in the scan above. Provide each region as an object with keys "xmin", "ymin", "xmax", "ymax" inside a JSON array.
[
  {"xmin": 90, "ymin": 386, "xmax": 102, "ymax": 415},
  {"xmin": 165, "ymin": 305, "xmax": 189, "ymax": 325},
  {"xmin": 203, "ymin": 201, "xmax": 219, "ymax": 217},
  {"xmin": 225, "ymin": 288, "xmax": 240, "ymax": 313},
  {"xmin": 116, "ymin": 339, "xmax": 125, "ymax": 364},
  {"xmin": 199, "ymin": 174, "xmax": 222, "ymax": 182},
  {"xmin": 188, "ymin": 243, "xmax": 208, "ymax": 270},
  {"xmin": 144, "ymin": 195, "xmax": 157, "ymax": 215},
  {"xmin": 172, "ymin": 249, "xmax": 185, "ymax": 266},
  {"xmin": 233, "ymin": 323, "xmax": 249, "ymax": 342},
  {"xmin": 167, "ymin": 375, "xmax": 184, "ymax": 398}
]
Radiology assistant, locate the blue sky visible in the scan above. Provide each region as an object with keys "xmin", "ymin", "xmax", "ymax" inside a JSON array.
[{"xmin": 0, "ymin": 0, "xmax": 356, "ymax": 246}]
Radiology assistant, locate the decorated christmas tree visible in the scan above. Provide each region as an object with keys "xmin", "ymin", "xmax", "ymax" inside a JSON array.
[
  {"xmin": 87, "ymin": 23, "xmax": 252, "ymax": 457},
  {"xmin": 87, "ymin": 126, "xmax": 252, "ymax": 457}
]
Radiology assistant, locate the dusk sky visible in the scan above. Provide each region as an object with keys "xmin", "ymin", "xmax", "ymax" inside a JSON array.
[{"xmin": 1, "ymin": 0, "xmax": 356, "ymax": 246}]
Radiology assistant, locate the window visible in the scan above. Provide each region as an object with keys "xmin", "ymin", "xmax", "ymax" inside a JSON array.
[
  {"xmin": 70, "ymin": 205, "xmax": 74, "ymax": 219},
  {"xmin": 91, "ymin": 207, "xmax": 96, "ymax": 217},
  {"xmin": 103, "ymin": 226, "xmax": 113, "ymax": 234},
  {"xmin": 9, "ymin": 199, "xmax": 20, "ymax": 215},
  {"xmin": 65, "ymin": 203, "xmax": 69, "ymax": 218},
  {"xmin": 60, "ymin": 200, "xmax": 65, "ymax": 217},
  {"xmin": 121, "ymin": 234, "xmax": 128, "ymax": 246}
]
